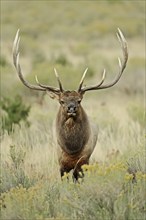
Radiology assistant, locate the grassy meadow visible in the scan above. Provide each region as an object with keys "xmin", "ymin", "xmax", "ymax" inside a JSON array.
[{"xmin": 1, "ymin": 1, "xmax": 145, "ymax": 219}]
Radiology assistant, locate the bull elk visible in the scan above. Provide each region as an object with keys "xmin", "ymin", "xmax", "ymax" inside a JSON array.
[{"xmin": 13, "ymin": 29, "xmax": 128, "ymax": 181}]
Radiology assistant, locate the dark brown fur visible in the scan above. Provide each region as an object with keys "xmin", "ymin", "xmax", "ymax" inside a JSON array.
[
  {"xmin": 56, "ymin": 105, "xmax": 90, "ymax": 154},
  {"xmin": 54, "ymin": 91, "xmax": 97, "ymax": 181}
]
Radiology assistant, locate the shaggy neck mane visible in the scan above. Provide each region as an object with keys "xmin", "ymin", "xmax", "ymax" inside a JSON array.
[{"xmin": 56, "ymin": 106, "xmax": 90, "ymax": 154}]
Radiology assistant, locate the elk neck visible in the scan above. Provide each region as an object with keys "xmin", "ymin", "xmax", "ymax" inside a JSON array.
[{"xmin": 56, "ymin": 105, "xmax": 91, "ymax": 155}]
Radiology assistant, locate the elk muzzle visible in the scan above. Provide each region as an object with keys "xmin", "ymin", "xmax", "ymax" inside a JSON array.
[{"xmin": 67, "ymin": 102, "xmax": 77, "ymax": 116}]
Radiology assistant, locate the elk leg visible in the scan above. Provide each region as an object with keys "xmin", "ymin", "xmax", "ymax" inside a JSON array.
[
  {"xmin": 60, "ymin": 166, "xmax": 71, "ymax": 179},
  {"xmin": 72, "ymin": 167, "xmax": 84, "ymax": 182},
  {"xmin": 73, "ymin": 159, "xmax": 89, "ymax": 182}
]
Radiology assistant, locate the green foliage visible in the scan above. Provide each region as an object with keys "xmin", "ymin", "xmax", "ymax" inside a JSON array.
[
  {"xmin": 0, "ymin": 112, "xmax": 145, "ymax": 219},
  {"xmin": 126, "ymin": 143, "xmax": 146, "ymax": 177},
  {"xmin": 1, "ymin": 0, "xmax": 145, "ymax": 98},
  {"xmin": 0, "ymin": 96, "xmax": 30, "ymax": 133},
  {"xmin": 55, "ymin": 54, "xmax": 70, "ymax": 66},
  {"xmin": 86, "ymin": 67, "xmax": 94, "ymax": 78},
  {"xmin": 0, "ymin": 162, "xmax": 145, "ymax": 220},
  {"xmin": 1, "ymin": 145, "xmax": 33, "ymax": 193},
  {"xmin": 32, "ymin": 51, "xmax": 46, "ymax": 65},
  {"xmin": 0, "ymin": 55, "xmax": 7, "ymax": 67},
  {"xmin": 1, "ymin": 1, "xmax": 145, "ymax": 219},
  {"xmin": 10, "ymin": 145, "xmax": 26, "ymax": 170}
]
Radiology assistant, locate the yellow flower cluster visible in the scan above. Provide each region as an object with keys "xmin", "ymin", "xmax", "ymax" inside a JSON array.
[
  {"xmin": 60, "ymin": 162, "xmax": 128, "ymax": 183},
  {"xmin": 136, "ymin": 171, "xmax": 146, "ymax": 180},
  {"xmin": 62, "ymin": 172, "xmax": 70, "ymax": 180},
  {"xmin": 0, "ymin": 182, "xmax": 44, "ymax": 211},
  {"xmin": 82, "ymin": 162, "xmax": 127, "ymax": 176},
  {"xmin": 124, "ymin": 173, "xmax": 134, "ymax": 181},
  {"xmin": 124, "ymin": 171, "xmax": 146, "ymax": 182}
]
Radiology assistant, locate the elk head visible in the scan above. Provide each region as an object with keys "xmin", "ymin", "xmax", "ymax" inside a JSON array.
[
  {"xmin": 13, "ymin": 28, "xmax": 128, "ymax": 181},
  {"xmin": 57, "ymin": 91, "xmax": 83, "ymax": 118}
]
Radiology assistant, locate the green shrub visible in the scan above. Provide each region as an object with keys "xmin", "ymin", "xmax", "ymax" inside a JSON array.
[
  {"xmin": 0, "ymin": 95, "xmax": 30, "ymax": 133},
  {"xmin": 32, "ymin": 51, "xmax": 46, "ymax": 65},
  {"xmin": 1, "ymin": 145, "xmax": 34, "ymax": 193},
  {"xmin": 1, "ymin": 162, "xmax": 145, "ymax": 220},
  {"xmin": 0, "ymin": 55, "xmax": 7, "ymax": 67},
  {"xmin": 55, "ymin": 54, "xmax": 70, "ymax": 66}
]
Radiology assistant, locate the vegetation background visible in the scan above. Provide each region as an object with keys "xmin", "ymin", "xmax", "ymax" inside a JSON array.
[{"xmin": 1, "ymin": 0, "xmax": 145, "ymax": 219}]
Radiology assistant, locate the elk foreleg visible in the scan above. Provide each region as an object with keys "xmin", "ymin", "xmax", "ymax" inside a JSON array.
[
  {"xmin": 60, "ymin": 166, "xmax": 71, "ymax": 180},
  {"xmin": 72, "ymin": 166, "xmax": 84, "ymax": 182},
  {"xmin": 72, "ymin": 156, "xmax": 89, "ymax": 182}
]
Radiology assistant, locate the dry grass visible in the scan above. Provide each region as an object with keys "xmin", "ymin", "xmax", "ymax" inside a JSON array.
[
  {"xmin": 1, "ymin": 1, "xmax": 145, "ymax": 219},
  {"xmin": 1, "ymin": 96, "xmax": 145, "ymax": 219}
]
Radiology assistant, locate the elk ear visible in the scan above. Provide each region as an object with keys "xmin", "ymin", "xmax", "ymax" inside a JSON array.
[{"xmin": 46, "ymin": 91, "xmax": 60, "ymax": 100}]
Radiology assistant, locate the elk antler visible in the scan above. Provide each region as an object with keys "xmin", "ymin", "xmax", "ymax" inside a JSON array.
[
  {"xmin": 13, "ymin": 29, "xmax": 63, "ymax": 93},
  {"xmin": 78, "ymin": 28, "xmax": 128, "ymax": 93}
]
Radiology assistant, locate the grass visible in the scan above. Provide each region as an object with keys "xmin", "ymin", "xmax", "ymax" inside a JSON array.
[
  {"xmin": 1, "ymin": 0, "xmax": 145, "ymax": 219},
  {"xmin": 1, "ymin": 0, "xmax": 145, "ymax": 97},
  {"xmin": 1, "ymin": 169, "xmax": 145, "ymax": 219},
  {"xmin": 1, "ymin": 95, "xmax": 145, "ymax": 219}
]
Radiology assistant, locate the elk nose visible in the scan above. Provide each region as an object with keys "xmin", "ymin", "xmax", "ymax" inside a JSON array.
[{"xmin": 68, "ymin": 104, "xmax": 76, "ymax": 113}]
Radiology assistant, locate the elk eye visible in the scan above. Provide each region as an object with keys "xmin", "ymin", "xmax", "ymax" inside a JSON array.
[{"xmin": 78, "ymin": 100, "xmax": 81, "ymax": 104}]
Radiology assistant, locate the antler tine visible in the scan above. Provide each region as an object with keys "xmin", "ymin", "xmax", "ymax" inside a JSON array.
[
  {"xmin": 79, "ymin": 28, "xmax": 128, "ymax": 93},
  {"xmin": 54, "ymin": 68, "xmax": 64, "ymax": 92},
  {"xmin": 35, "ymin": 75, "xmax": 60, "ymax": 93},
  {"xmin": 116, "ymin": 27, "xmax": 128, "ymax": 71},
  {"xmin": 79, "ymin": 69, "xmax": 106, "ymax": 93},
  {"xmin": 96, "ymin": 28, "xmax": 128, "ymax": 90},
  {"xmin": 78, "ymin": 68, "xmax": 88, "ymax": 92},
  {"xmin": 13, "ymin": 29, "xmax": 20, "ymax": 67},
  {"xmin": 13, "ymin": 30, "xmax": 62, "ymax": 93},
  {"xmin": 13, "ymin": 30, "xmax": 46, "ymax": 91}
]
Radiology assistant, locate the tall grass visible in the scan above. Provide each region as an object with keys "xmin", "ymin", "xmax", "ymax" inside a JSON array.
[
  {"xmin": 1, "ymin": 95, "xmax": 145, "ymax": 219},
  {"xmin": 1, "ymin": 1, "xmax": 145, "ymax": 219}
]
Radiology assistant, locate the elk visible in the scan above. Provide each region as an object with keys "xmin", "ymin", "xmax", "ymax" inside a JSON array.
[{"xmin": 13, "ymin": 29, "xmax": 128, "ymax": 181}]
